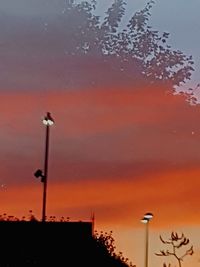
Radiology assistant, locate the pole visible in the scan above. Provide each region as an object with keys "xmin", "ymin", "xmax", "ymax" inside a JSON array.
[
  {"xmin": 42, "ymin": 124, "xmax": 50, "ymax": 222},
  {"xmin": 145, "ymin": 221, "xmax": 149, "ymax": 267}
]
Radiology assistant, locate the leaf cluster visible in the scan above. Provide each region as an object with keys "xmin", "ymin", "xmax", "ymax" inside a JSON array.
[
  {"xmin": 44, "ymin": 0, "xmax": 194, "ymax": 88},
  {"xmin": 94, "ymin": 230, "xmax": 135, "ymax": 267}
]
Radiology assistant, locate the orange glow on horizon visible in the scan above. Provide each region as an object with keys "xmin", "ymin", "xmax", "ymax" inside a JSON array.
[{"xmin": 1, "ymin": 166, "xmax": 200, "ymax": 228}]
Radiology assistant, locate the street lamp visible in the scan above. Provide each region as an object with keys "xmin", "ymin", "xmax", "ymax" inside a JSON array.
[
  {"xmin": 141, "ymin": 212, "xmax": 153, "ymax": 267},
  {"xmin": 34, "ymin": 112, "xmax": 54, "ymax": 222}
]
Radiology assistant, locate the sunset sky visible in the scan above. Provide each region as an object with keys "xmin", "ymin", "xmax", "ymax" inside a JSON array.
[{"xmin": 1, "ymin": 1, "xmax": 200, "ymax": 267}]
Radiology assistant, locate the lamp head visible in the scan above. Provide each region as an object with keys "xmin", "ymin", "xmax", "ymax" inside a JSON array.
[
  {"xmin": 34, "ymin": 169, "xmax": 45, "ymax": 183},
  {"xmin": 141, "ymin": 212, "xmax": 153, "ymax": 223},
  {"xmin": 141, "ymin": 218, "xmax": 148, "ymax": 224},
  {"xmin": 42, "ymin": 112, "xmax": 54, "ymax": 126},
  {"xmin": 34, "ymin": 169, "xmax": 43, "ymax": 178},
  {"xmin": 144, "ymin": 212, "xmax": 153, "ymax": 220}
]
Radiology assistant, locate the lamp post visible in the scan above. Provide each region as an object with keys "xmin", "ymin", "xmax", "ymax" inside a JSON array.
[
  {"xmin": 141, "ymin": 212, "xmax": 153, "ymax": 267},
  {"xmin": 42, "ymin": 112, "xmax": 54, "ymax": 222},
  {"xmin": 34, "ymin": 112, "xmax": 54, "ymax": 222}
]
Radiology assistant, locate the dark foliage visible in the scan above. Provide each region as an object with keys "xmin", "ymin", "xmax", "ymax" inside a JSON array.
[
  {"xmin": 43, "ymin": 0, "xmax": 194, "ymax": 89},
  {"xmin": 0, "ymin": 0, "xmax": 194, "ymax": 93},
  {"xmin": 94, "ymin": 230, "xmax": 135, "ymax": 267},
  {"xmin": 0, "ymin": 210, "xmax": 71, "ymax": 222}
]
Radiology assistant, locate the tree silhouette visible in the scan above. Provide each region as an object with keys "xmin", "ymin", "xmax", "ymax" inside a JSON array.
[
  {"xmin": 44, "ymin": 0, "xmax": 194, "ymax": 89},
  {"xmin": 94, "ymin": 230, "xmax": 135, "ymax": 267},
  {"xmin": 155, "ymin": 232, "xmax": 194, "ymax": 267}
]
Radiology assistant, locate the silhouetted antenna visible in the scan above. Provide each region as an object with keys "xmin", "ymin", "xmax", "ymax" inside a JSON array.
[{"xmin": 91, "ymin": 211, "xmax": 95, "ymax": 236}]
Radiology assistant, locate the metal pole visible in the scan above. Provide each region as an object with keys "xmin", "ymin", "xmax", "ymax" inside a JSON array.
[
  {"xmin": 145, "ymin": 221, "xmax": 149, "ymax": 267},
  {"xmin": 42, "ymin": 124, "xmax": 50, "ymax": 222}
]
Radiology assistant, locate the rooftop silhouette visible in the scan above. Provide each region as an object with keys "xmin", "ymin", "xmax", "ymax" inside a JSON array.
[{"xmin": 0, "ymin": 218, "xmax": 132, "ymax": 267}]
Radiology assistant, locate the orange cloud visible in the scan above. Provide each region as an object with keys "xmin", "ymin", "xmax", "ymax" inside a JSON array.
[{"xmin": 1, "ymin": 166, "xmax": 200, "ymax": 228}]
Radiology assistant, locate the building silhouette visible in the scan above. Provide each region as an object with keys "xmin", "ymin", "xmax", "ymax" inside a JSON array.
[{"xmin": 0, "ymin": 220, "xmax": 130, "ymax": 267}]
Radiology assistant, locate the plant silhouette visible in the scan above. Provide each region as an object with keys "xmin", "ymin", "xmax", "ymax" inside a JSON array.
[
  {"xmin": 1, "ymin": 0, "xmax": 194, "ymax": 92},
  {"xmin": 43, "ymin": 0, "xmax": 194, "ymax": 89},
  {"xmin": 155, "ymin": 232, "xmax": 194, "ymax": 267},
  {"xmin": 94, "ymin": 230, "xmax": 135, "ymax": 267}
]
